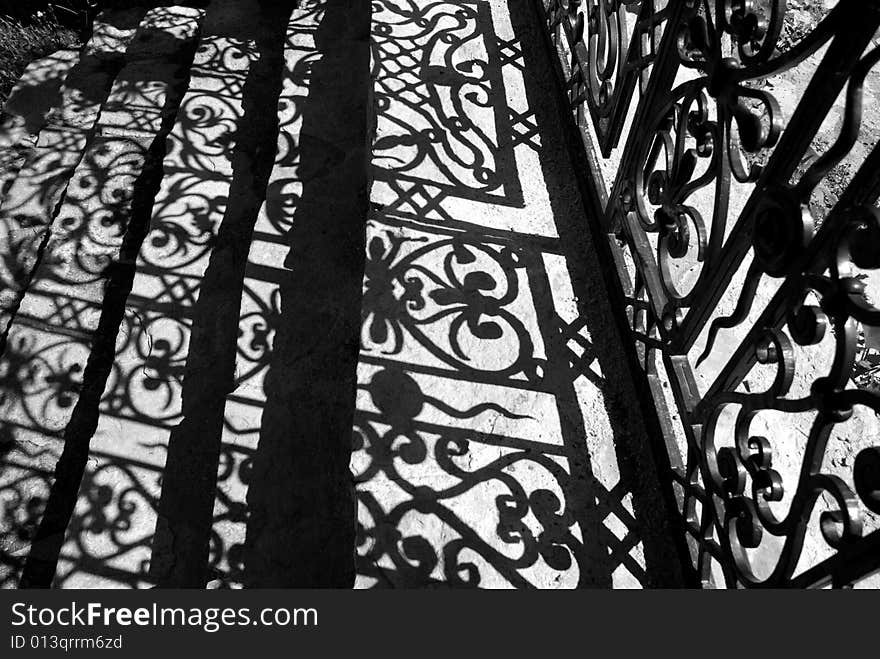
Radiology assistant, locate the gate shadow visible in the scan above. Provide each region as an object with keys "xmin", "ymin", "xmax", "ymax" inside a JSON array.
[{"xmin": 349, "ymin": 0, "xmax": 685, "ymax": 588}]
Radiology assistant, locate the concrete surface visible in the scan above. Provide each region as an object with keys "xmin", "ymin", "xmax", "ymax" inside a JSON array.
[{"xmin": 0, "ymin": 0, "xmax": 689, "ymax": 589}]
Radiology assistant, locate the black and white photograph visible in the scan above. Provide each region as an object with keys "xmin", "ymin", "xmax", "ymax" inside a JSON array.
[{"xmin": 0, "ymin": 0, "xmax": 877, "ymax": 640}]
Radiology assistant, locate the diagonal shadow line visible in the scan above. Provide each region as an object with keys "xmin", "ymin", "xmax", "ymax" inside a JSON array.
[
  {"xmin": 241, "ymin": 0, "xmax": 372, "ymax": 588},
  {"xmin": 147, "ymin": 4, "xmax": 294, "ymax": 589},
  {"xmin": 16, "ymin": 25, "xmax": 201, "ymax": 589},
  {"xmin": 523, "ymin": 257, "xmax": 615, "ymax": 587},
  {"xmin": 350, "ymin": 0, "xmax": 641, "ymax": 589},
  {"xmin": 0, "ymin": 8, "xmax": 147, "ymax": 356},
  {"xmin": 509, "ymin": 0, "xmax": 690, "ymax": 586}
]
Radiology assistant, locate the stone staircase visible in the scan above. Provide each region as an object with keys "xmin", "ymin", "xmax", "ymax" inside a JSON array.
[{"xmin": 0, "ymin": 0, "xmax": 685, "ymax": 588}]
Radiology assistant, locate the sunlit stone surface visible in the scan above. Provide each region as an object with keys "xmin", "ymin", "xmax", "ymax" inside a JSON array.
[
  {"xmin": 0, "ymin": 5, "xmax": 203, "ymax": 588},
  {"xmin": 352, "ymin": 0, "xmax": 661, "ymax": 589},
  {"xmin": 57, "ymin": 30, "xmax": 253, "ymax": 588},
  {"xmin": 0, "ymin": 0, "xmax": 679, "ymax": 589}
]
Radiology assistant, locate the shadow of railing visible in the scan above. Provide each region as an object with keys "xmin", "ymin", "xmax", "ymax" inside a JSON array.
[
  {"xmin": 0, "ymin": 2, "xmax": 293, "ymax": 588},
  {"xmin": 238, "ymin": 0, "xmax": 371, "ymax": 588},
  {"xmin": 1, "ymin": 4, "xmax": 210, "ymax": 588},
  {"xmin": 351, "ymin": 0, "xmax": 684, "ymax": 588},
  {"xmin": 1, "ymin": 0, "xmax": 685, "ymax": 589}
]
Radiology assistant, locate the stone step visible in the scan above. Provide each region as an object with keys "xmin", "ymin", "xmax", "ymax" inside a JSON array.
[
  {"xmin": 0, "ymin": 5, "xmax": 162, "ymax": 201},
  {"xmin": 52, "ymin": 0, "xmax": 319, "ymax": 589},
  {"xmin": 351, "ymin": 0, "xmax": 682, "ymax": 588},
  {"xmin": 0, "ymin": 48, "xmax": 80, "ymax": 201},
  {"xmin": 0, "ymin": 5, "xmax": 205, "ymax": 589},
  {"xmin": 0, "ymin": 8, "xmax": 148, "ymax": 340},
  {"xmin": 0, "ymin": 0, "xmax": 685, "ymax": 591},
  {"xmin": 240, "ymin": 0, "xmax": 372, "ymax": 588},
  {"xmin": 210, "ymin": 6, "xmax": 325, "ymax": 588},
  {"xmin": 57, "ymin": 30, "xmax": 257, "ymax": 588}
]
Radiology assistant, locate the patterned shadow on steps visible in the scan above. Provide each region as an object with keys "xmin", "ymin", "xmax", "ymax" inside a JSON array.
[
  {"xmin": 17, "ymin": 0, "xmax": 297, "ymax": 588},
  {"xmin": 1, "ymin": 0, "xmax": 371, "ymax": 590},
  {"xmin": 0, "ymin": 4, "xmax": 205, "ymax": 588},
  {"xmin": 0, "ymin": 0, "xmax": 685, "ymax": 589},
  {"xmin": 140, "ymin": 1, "xmax": 298, "ymax": 589},
  {"xmin": 351, "ymin": 0, "xmax": 685, "ymax": 588},
  {"xmin": 237, "ymin": 0, "xmax": 372, "ymax": 589},
  {"xmin": 0, "ymin": 7, "xmax": 149, "ymax": 343}
]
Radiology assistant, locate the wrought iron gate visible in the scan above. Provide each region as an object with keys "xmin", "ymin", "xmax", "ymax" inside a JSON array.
[{"xmin": 534, "ymin": 0, "xmax": 880, "ymax": 587}]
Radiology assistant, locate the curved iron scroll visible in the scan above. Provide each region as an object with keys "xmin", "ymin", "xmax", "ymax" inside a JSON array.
[{"xmin": 536, "ymin": 0, "xmax": 880, "ymax": 587}]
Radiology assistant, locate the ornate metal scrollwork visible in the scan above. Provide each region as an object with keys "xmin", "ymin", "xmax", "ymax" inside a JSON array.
[
  {"xmin": 537, "ymin": 0, "xmax": 880, "ymax": 586},
  {"xmin": 361, "ymin": 226, "xmax": 543, "ymax": 380}
]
